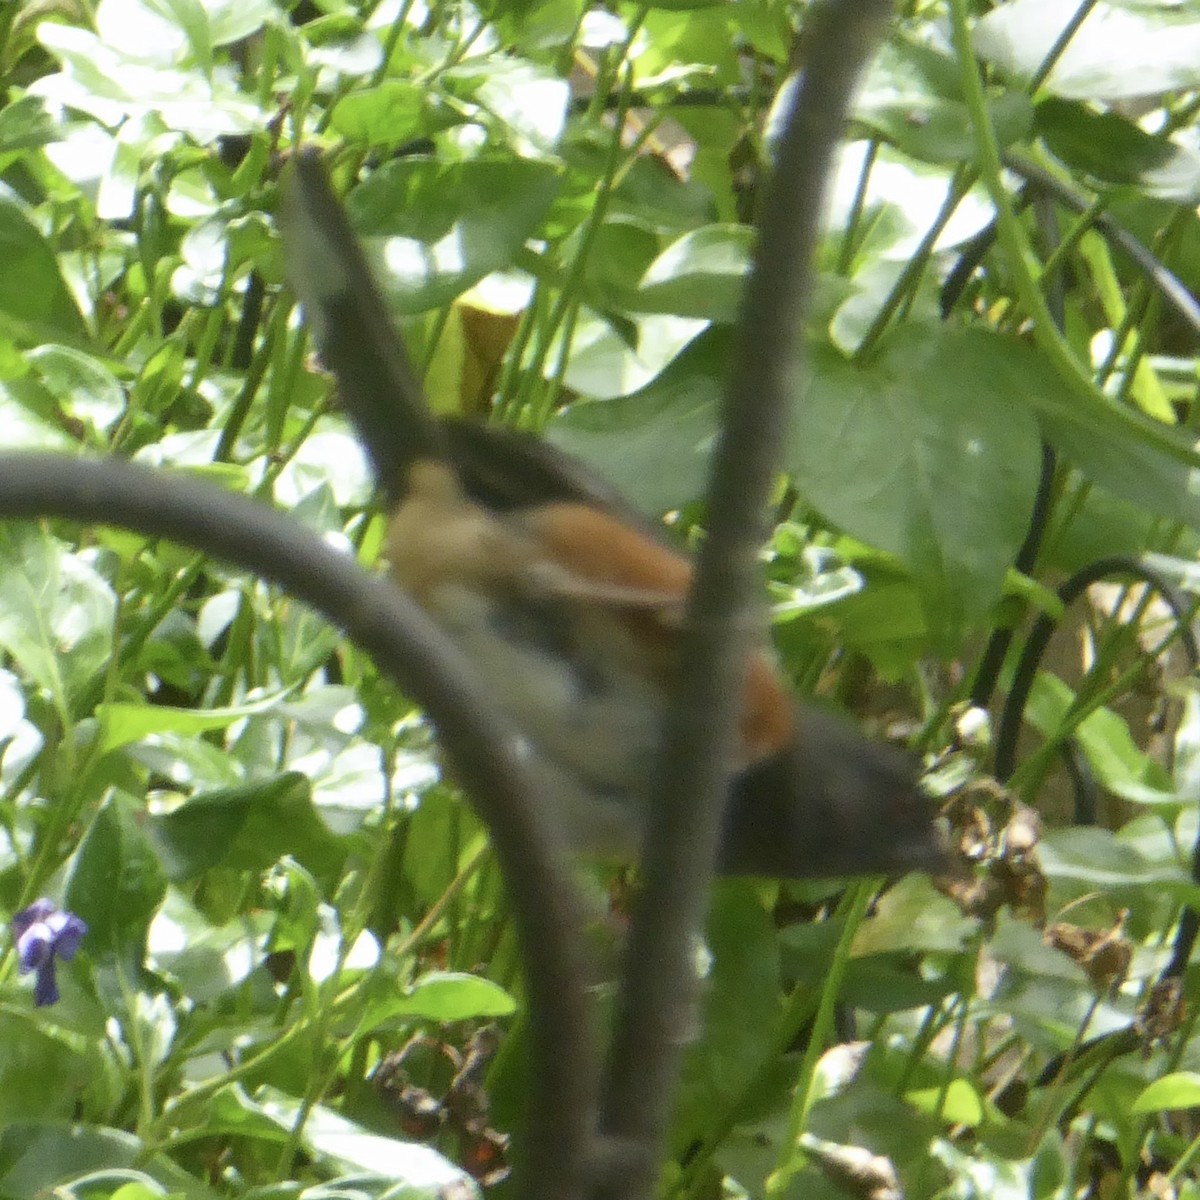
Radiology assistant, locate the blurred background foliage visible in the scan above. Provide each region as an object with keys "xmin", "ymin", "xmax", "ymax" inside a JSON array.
[{"xmin": 3, "ymin": 0, "xmax": 1200, "ymax": 1196}]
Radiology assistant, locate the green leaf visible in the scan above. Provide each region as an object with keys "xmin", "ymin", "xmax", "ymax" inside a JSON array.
[
  {"xmin": 0, "ymin": 525, "xmax": 115, "ymax": 710},
  {"xmin": 358, "ymin": 971, "xmax": 516, "ymax": 1030},
  {"xmin": 65, "ymin": 794, "xmax": 168, "ymax": 966},
  {"xmin": 0, "ymin": 189, "xmax": 87, "ymax": 344},
  {"xmin": 1038, "ymin": 399, "xmax": 1200, "ymax": 531},
  {"xmin": 36, "ymin": 23, "xmax": 264, "ymax": 139},
  {"xmin": 347, "ymin": 157, "xmax": 562, "ymax": 313},
  {"xmin": 906, "ymin": 1079, "xmax": 985, "ymax": 1127},
  {"xmin": 444, "ymin": 58, "xmax": 569, "ymax": 154},
  {"xmin": 557, "ymin": 308, "xmax": 708, "ymax": 398},
  {"xmin": 634, "ymin": 224, "xmax": 752, "ymax": 322},
  {"xmin": 144, "ymin": 772, "xmax": 344, "ymax": 882},
  {"xmin": 852, "ymin": 874, "xmax": 976, "ymax": 957},
  {"xmin": 97, "ymin": 691, "xmax": 290, "ymax": 755},
  {"xmin": 251, "ymin": 1090, "xmax": 478, "ymax": 1186},
  {"xmin": 27, "ymin": 345, "xmax": 126, "ymax": 436},
  {"xmin": 675, "ymin": 883, "xmax": 782, "ymax": 1144},
  {"xmin": 0, "ymin": 1124, "xmax": 214, "ymax": 1200},
  {"xmin": 857, "ymin": 90, "xmax": 1033, "ymax": 166},
  {"xmin": 330, "ymin": 82, "xmax": 460, "ymax": 149},
  {"xmin": 1037, "ymin": 98, "xmax": 1200, "ymax": 202},
  {"xmin": 793, "ymin": 326, "xmax": 1043, "ymax": 647},
  {"xmin": 205, "ymin": 0, "xmax": 275, "ymax": 43},
  {"xmin": 976, "ymin": 0, "xmax": 1200, "ymax": 101},
  {"xmin": 1026, "ymin": 673, "xmax": 1174, "ymax": 806},
  {"xmin": 147, "ymin": 891, "xmax": 272, "ymax": 1002},
  {"xmin": 547, "ymin": 328, "xmax": 728, "ymax": 513},
  {"xmin": 1131, "ymin": 1072, "xmax": 1200, "ymax": 1114},
  {"xmin": 0, "ymin": 1016, "xmax": 92, "ymax": 1122},
  {"xmin": 1038, "ymin": 825, "xmax": 1193, "ymax": 891},
  {"xmin": 0, "ymin": 95, "xmax": 60, "ymax": 158},
  {"xmin": 110, "ymin": 1180, "xmax": 169, "ymax": 1200}
]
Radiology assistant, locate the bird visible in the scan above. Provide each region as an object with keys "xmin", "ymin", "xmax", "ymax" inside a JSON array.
[{"xmin": 280, "ymin": 148, "xmax": 945, "ymax": 879}]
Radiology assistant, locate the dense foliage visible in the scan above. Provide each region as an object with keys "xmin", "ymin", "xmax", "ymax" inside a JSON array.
[{"xmin": 3, "ymin": 0, "xmax": 1200, "ymax": 1196}]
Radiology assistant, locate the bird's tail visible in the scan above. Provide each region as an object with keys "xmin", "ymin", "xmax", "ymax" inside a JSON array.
[{"xmin": 280, "ymin": 149, "xmax": 445, "ymax": 505}]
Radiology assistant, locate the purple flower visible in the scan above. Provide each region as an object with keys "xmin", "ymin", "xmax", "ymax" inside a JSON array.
[{"xmin": 12, "ymin": 898, "xmax": 87, "ymax": 1006}]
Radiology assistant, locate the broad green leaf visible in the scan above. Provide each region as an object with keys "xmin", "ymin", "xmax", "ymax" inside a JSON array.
[
  {"xmin": 634, "ymin": 224, "xmax": 752, "ymax": 322},
  {"xmin": 1038, "ymin": 825, "xmax": 1193, "ymax": 891},
  {"xmin": 854, "ymin": 32, "xmax": 1033, "ymax": 164},
  {"xmin": 347, "ymin": 157, "xmax": 562, "ymax": 313},
  {"xmin": 0, "ymin": 1125, "xmax": 213, "ymax": 1200},
  {"xmin": 97, "ymin": 0, "xmax": 194, "ymax": 65},
  {"xmin": 675, "ymin": 883, "xmax": 782, "ymax": 1145},
  {"xmin": 857, "ymin": 90, "xmax": 1033, "ymax": 166},
  {"xmin": 826, "ymin": 143, "xmax": 997, "ymax": 263},
  {"xmin": 36, "ymin": 23, "xmax": 265, "ymax": 139},
  {"xmin": 0, "ymin": 525, "xmax": 115, "ymax": 710},
  {"xmin": 852, "ymin": 874, "xmax": 975, "ymax": 957},
  {"xmin": 1038, "ymin": 400, "xmax": 1200, "ymax": 531},
  {"xmin": 0, "ymin": 1016, "xmax": 91, "ymax": 1121},
  {"xmin": 147, "ymin": 891, "xmax": 271, "ymax": 1001},
  {"xmin": 557, "ymin": 308, "xmax": 708, "ymax": 398},
  {"xmin": 27, "ymin": 345, "xmax": 126, "ymax": 435},
  {"xmin": 199, "ymin": 1087, "xmax": 291, "ymax": 1143},
  {"xmin": 330, "ymin": 81, "xmax": 460, "ymax": 149},
  {"xmin": 547, "ymin": 328, "xmax": 728, "ymax": 513},
  {"xmin": 793, "ymin": 327, "xmax": 1042, "ymax": 646},
  {"xmin": 1131, "ymin": 1072, "xmax": 1200, "ymax": 1114},
  {"xmin": 1037, "ymin": 98, "xmax": 1200, "ymax": 202},
  {"xmin": 1026, "ymin": 673, "xmax": 1174, "ymax": 806},
  {"xmin": 445, "ymin": 58, "xmax": 569, "ymax": 154},
  {"xmin": 839, "ymin": 953, "xmax": 960, "ymax": 1015},
  {"xmin": 358, "ymin": 971, "xmax": 516, "ymax": 1029},
  {"xmin": 0, "ymin": 189, "xmax": 87, "ymax": 343},
  {"xmin": 97, "ymin": 691, "xmax": 290, "ymax": 755},
  {"xmin": 110, "ymin": 1180, "xmax": 168, "ymax": 1200},
  {"xmin": 636, "ymin": 6, "xmax": 741, "ymax": 82},
  {"xmin": 144, "ymin": 772, "xmax": 344, "ymax": 882},
  {"xmin": 65, "ymin": 793, "xmax": 168, "ymax": 965},
  {"xmin": 828, "ymin": 259, "xmax": 940, "ymax": 355},
  {"xmin": 253, "ymin": 1090, "xmax": 478, "ymax": 1187},
  {"xmin": 906, "ymin": 1079, "xmax": 986, "ymax": 1127},
  {"xmin": 976, "ymin": 0, "xmax": 1200, "ymax": 101},
  {"xmin": 204, "ymin": 0, "xmax": 275, "ymax": 45},
  {"xmin": 0, "ymin": 95, "xmax": 60, "ymax": 158},
  {"xmin": 578, "ymin": 217, "xmax": 663, "ymax": 312}
]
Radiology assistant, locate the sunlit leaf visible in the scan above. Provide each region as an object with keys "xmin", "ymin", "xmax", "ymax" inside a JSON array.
[
  {"xmin": 348, "ymin": 157, "xmax": 562, "ymax": 312},
  {"xmin": 976, "ymin": 0, "xmax": 1200, "ymax": 100},
  {"xmin": 1132, "ymin": 1072, "xmax": 1200, "ymax": 1114}
]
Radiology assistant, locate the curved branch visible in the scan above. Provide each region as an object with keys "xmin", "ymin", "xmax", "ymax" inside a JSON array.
[
  {"xmin": 941, "ymin": 157, "xmax": 1200, "ymax": 341},
  {"xmin": 0, "ymin": 452, "xmax": 599, "ymax": 1199},
  {"xmin": 597, "ymin": 0, "xmax": 898, "ymax": 1192},
  {"xmin": 1005, "ymin": 154, "xmax": 1200, "ymax": 341},
  {"xmin": 994, "ymin": 554, "xmax": 1198, "ymax": 784},
  {"xmin": 994, "ymin": 553, "xmax": 1200, "ymax": 987}
]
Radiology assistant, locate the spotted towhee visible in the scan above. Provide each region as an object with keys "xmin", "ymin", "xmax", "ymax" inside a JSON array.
[{"xmin": 281, "ymin": 150, "xmax": 944, "ymax": 879}]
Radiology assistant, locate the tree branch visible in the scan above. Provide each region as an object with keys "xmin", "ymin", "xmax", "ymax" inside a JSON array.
[
  {"xmin": 595, "ymin": 2, "xmax": 897, "ymax": 1194},
  {"xmin": 0, "ymin": 453, "xmax": 599, "ymax": 1199}
]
